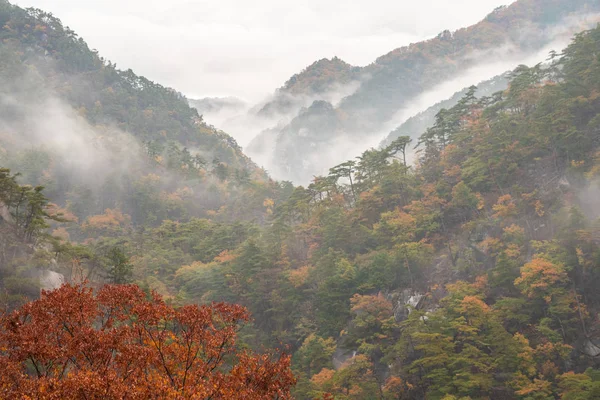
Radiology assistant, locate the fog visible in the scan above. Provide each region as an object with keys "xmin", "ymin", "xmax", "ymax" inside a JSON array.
[
  {"xmin": 0, "ymin": 64, "xmax": 230, "ymax": 223},
  {"xmin": 4, "ymin": 0, "xmax": 600, "ymax": 188},
  {"xmin": 195, "ymin": 79, "xmax": 363, "ymax": 147},
  {"xmin": 0, "ymin": 94, "xmax": 143, "ymax": 186},
  {"xmin": 579, "ymin": 181, "xmax": 600, "ymax": 221},
  {"xmin": 377, "ymin": 38, "xmax": 573, "ymax": 145},
  {"xmin": 249, "ymin": 11, "xmax": 600, "ymax": 185},
  {"xmin": 13, "ymin": 0, "xmax": 509, "ymax": 102},
  {"xmin": 374, "ymin": 11, "xmax": 600, "ymax": 144}
]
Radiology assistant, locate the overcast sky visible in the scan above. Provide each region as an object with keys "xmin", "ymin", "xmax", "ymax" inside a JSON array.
[{"xmin": 13, "ymin": 0, "xmax": 511, "ymax": 102}]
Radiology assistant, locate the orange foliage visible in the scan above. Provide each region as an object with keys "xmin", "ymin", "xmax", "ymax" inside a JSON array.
[
  {"xmin": 515, "ymin": 378, "xmax": 553, "ymax": 397},
  {"xmin": 383, "ymin": 376, "xmax": 409, "ymax": 397},
  {"xmin": 82, "ymin": 208, "xmax": 131, "ymax": 232},
  {"xmin": 46, "ymin": 203, "xmax": 78, "ymax": 223},
  {"xmin": 51, "ymin": 227, "xmax": 70, "ymax": 242},
  {"xmin": 492, "ymin": 194, "xmax": 517, "ymax": 218},
  {"xmin": 473, "ymin": 275, "xmax": 488, "ymax": 290},
  {"xmin": 263, "ymin": 198, "xmax": 275, "ymax": 208},
  {"xmin": 350, "ymin": 293, "xmax": 393, "ymax": 318},
  {"xmin": 311, "ymin": 368, "xmax": 335, "ymax": 386},
  {"xmin": 460, "ymin": 295, "xmax": 491, "ymax": 314},
  {"xmin": 0, "ymin": 284, "xmax": 295, "ymax": 399},
  {"xmin": 288, "ymin": 265, "xmax": 313, "ymax": 288},
  {"xmin": 444, "ymin": 164, "xmax": 462, "ymax": 180},
  {"xmin": 214, "ymin": 250, "xmax": 238, "ymax": 263}
]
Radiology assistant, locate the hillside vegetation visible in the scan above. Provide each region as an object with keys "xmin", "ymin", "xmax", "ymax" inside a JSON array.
[{"xmin": 2, "ymin": 0, "xmax": 600, "ymax": 399}]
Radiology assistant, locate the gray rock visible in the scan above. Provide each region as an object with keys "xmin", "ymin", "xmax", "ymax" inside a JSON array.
[
  {"xmin": 40, "ymin": 270, "xmax": 65, "ymax": 291},
  {"xmin": 582, "ymin": 339, "xmax": 600, "ymax": 357}
]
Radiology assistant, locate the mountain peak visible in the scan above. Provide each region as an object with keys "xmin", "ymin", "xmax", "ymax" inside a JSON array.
[{"xmin": 281, "ymin": 56, "xmax": 360, "ymax": 95}]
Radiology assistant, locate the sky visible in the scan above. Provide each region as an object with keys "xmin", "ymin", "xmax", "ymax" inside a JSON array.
[{"xmin": 13, "ymin": 0, "xmax": 511, "ymax": 102}]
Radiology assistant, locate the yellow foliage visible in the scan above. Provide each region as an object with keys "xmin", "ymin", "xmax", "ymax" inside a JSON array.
[
  {"xmin": 534, "ymin": 200, "xmax": 545, "ymax": 217},
  {"xmin": 163, "ymin": 191, "xmax": 182, "ymax": 202},
  {"xmin": 514, "ymin": 258, "xmax": 567, "ymax": 300},
  {"xmin": 505, "ymin": 243, "xmax": 522, "ymax": 258},
  {"xmin": 263, "ymin": 198, "xmax": 274, "ymax": 208},
  {"xmin": 288, "ymin": 265, "xmax": 313, "ymax": 288},
  {"xmin": 476, "ymin": 193, "xmax": 485, "ymax": 210},
  {"xmin": 585, "ymin": 151, "xmax": 600, "ymax": 178},
  {"xmin": 492, "ymin": 194, "xmax": 517, "ymax": 218},
  {"xmin": 263, "ymin": 198, "xmax": 274, "ymax": 215},
  {"xmin": 571, "ymin": 160, "xmax": 585, "ymax": 168},
  {"xmin": 480, "ymin": 237, "xmax": 501, "ymax": 255},
  {"xmin": 503, "ymin": 224, "xmax": 525, "ymax": 237},
  {"xmin": 175, "ymin": 262, "xmax": 207, "ymax": 278},
  {"xmin": 140, "ymin": 174, "xmax": 161, "ymax": 185}
]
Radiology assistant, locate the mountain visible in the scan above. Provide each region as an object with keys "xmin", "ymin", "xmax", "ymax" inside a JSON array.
[
  {"xmin": 0, "ymin": 0, "xmax": 291, "ymax": 304},
  {"xmin": 246, "ymin": 0, "xmax": 600, "ymax": 183},
  {"xmin": 380, "ymin": 72, "xmax": 511, "ymax": 148},
  {"xmin": 0, "ymin": 0, "xmax": 282, "ymax": 225},
  {"xmin": 257, "ymin": 57, "xmax": 362, "ymax": 118},
  {"xmin": 4, "ymin": 1, "xmax": 600, "ymax": 399},
  {"xmin": 255, "ymin": 25, "xmax": 600, "ymax": 398}
]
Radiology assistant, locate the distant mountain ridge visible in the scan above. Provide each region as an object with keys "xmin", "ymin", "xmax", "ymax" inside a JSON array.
[
  {"xmin": 280, "ymin": 57, "xmax": 361, "ymax": 96},
  {"xmin": 257, "ymin": 57, "xmax": 362, "ymax": 118},
  {"xmin": 245, "ymin": 0, "xmax": 600, "ymax": 184}
]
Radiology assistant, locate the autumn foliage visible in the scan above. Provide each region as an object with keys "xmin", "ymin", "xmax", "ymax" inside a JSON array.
[{"xmin": 0, "ymin": 284, "xmax": 295, "ymax": 399}]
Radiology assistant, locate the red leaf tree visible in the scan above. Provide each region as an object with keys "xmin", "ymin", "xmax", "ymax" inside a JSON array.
[{"xmin": 0, "ymin": 284, "xmax": 295, "ymax": 399}]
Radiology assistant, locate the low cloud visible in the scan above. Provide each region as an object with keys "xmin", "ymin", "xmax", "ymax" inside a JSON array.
[
  {"xmin": 13, "ymin": 0, "xmax": 508, "ymax": 102},
  {"xmin": 243, "ymin": 11, "xmax": 600, "ymax": 185},
  {"xmin": 0, "ymin": 88, "xmax": 144, "ymax": 192}
]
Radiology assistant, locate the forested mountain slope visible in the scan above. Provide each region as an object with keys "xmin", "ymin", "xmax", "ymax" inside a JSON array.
[
  {"xmin": 247, "ymin": 0, "xmax": 600, "ymax": 183},
  {"xmin": 380, "ymin": 72, "xmax": 510, "ymax": 147},
  {"xmin": 0, "ymin": 0, "xmax": 291, "ymax": 305},
  {"xmin": 100, "ymin": 25, "xmax": 600, "ymax": 399},
  {"xmin": 0, "ymin": 0, "xmax": 293, "ymax": 225},
  {"xmin": 3, "ymin": 0, "xmax": 600, "ymax": 399}
]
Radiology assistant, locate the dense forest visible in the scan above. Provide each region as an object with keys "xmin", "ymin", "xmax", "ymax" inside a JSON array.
[{"xmin": 2, "ymin": 0, "xmax": 600, "ymax": 398}]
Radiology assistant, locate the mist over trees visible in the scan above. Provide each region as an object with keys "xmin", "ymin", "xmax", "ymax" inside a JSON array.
[{"xmin": 3, "ymin": 0, "xmax": 600, "ymax": 399}]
